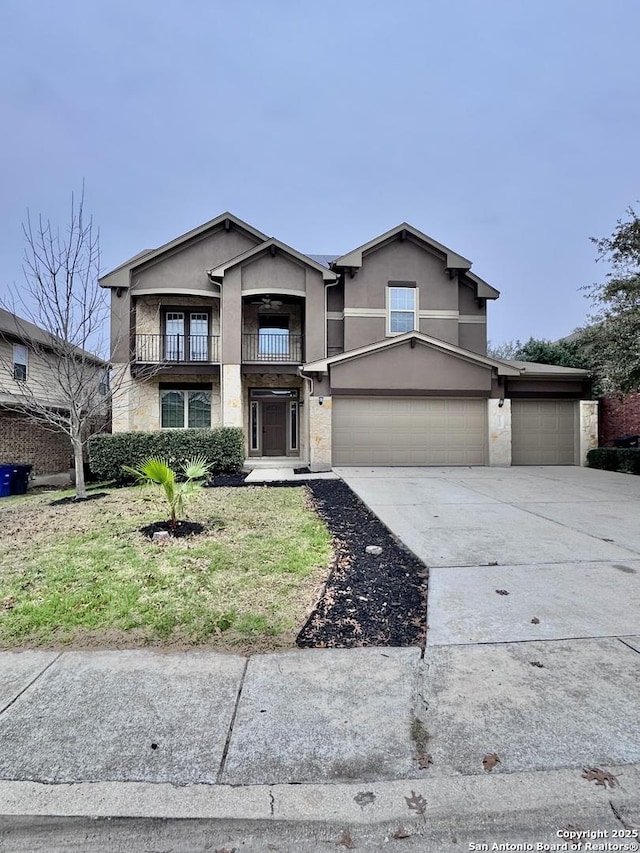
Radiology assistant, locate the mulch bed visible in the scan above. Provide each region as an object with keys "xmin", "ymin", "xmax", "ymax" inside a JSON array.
[
  {"xmin": 205, "ymin": 472, "xmax": 249, "ymax": 487},
  {"xmin": 296, "ymin": 480, "xmax": 428, "ymax": 649},
  {"xmin": 140, "ymin": 520, "xmax": 205, "ymax": 539},
  {"xmin": 49, "ymin": 492, "xmax": 109, "ymax": 507}
]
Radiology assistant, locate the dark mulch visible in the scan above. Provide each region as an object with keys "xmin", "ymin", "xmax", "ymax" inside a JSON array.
[
  {"xmin": 49, "ymin": 492, "xmax": 109, "ymax": 507},
  {"xmin": 296, "ymin": 480, "xmax": 428, "ymax": 649},
  {"xmin": 205, "ymin": 472, "xmax": 249, "ymax": 487},
  {"xmin": 140, "ymin": 520, "xmax": 205, "ymax": 539}
]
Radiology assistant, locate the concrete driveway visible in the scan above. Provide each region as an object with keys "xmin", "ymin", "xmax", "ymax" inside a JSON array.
[
  {"xmin": 337, "ymin": 466, "xmax": 640, "ymax": 778},
  {"xmin": 336, "ymin": 466, "xmax": 640, "ymax": 645}
]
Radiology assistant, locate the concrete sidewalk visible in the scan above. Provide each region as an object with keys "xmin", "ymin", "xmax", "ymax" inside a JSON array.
[{"xmin": 0, "ymin": 646, "xmax": 638, "ymax": 850}]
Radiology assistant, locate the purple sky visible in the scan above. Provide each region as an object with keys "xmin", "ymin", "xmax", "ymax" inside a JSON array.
[{"xmin": 1, "ymin": 0, "xmax": 639, "ymax": 346}]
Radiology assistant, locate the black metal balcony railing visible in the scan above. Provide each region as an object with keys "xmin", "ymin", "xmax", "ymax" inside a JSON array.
[
  {"xmin": 242, "ymin": 333, "xmax": 303, "ymax": 362},
  {"xmin": 135, "ymin": 334, "xmax": 220, "ymax": 364}
]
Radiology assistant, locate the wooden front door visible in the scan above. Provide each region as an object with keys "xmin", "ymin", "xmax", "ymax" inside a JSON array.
[{"xmin": 262, "ymin": 402, "xmax": 287, "ymax": 456}]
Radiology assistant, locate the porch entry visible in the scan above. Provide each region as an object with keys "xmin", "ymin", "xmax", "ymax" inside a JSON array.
[{"xmin": 249, "ymin": 389, "xmax": 299, "ymax": 457}]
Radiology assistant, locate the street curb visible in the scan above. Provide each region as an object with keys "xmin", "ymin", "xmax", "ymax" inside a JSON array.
[{"xmin": 0, "ymin": 764, "xmax": 638, "ymax": 826}]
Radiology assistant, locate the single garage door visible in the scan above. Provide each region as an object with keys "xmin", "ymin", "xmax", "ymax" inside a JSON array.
[
  {"xmin": 511, "ymin": 400, "xmax": 577, "ymax": 465},
  {"xmin": 332, "ymin": 397, "xmax": 487, "ymax": 466}
]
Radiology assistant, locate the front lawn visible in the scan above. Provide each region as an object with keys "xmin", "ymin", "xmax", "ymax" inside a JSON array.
[{"xmin": 0, "ymin": 485, "xmax": 332, "ymax": 651}]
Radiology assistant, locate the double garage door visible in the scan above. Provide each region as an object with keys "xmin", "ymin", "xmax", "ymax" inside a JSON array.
[
  {"xmin": 332, "ymin": 397, "xmax": 487, "ymax": 466},
  {"xmin": 332, "ymin": 397, "xmax": 578, "ymax": 466}
]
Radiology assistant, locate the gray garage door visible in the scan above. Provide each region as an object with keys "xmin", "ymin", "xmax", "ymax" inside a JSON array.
[
  {"xmin": 332, "ymin": 397, "xmax": 487, "ymax": 466},
  {"xmin": 511, "ymin": 400, "xmax": 577, "ymax": 465}
]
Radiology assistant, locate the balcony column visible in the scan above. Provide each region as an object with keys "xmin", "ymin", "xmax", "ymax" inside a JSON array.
[{"xmin": 220, "ymin": 268, "xmax": 244, "ymax": 428}]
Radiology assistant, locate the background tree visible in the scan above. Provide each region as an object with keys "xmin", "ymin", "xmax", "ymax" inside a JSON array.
[
  {"xmin": 581, "ymin": 207, "xmax": 640, "ymax": 393},
  {"xmin": 488, "ymin": 336, "xmax": 593, "ymax": 370},
  {"xmin": 0, "ymin": 188, "xmax": 123, "ymax": 499},
  {"xmin": 486, "ymin": 339, "xmax": 521, "ymax": 359}
]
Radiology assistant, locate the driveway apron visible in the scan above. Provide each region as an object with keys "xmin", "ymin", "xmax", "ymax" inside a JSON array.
[{"xmin": 337, "ymin": 466, "xmax": 640, "ymax": 775}]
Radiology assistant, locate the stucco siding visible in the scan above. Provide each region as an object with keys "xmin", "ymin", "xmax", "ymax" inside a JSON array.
[
  {"xmin": 344, "ymin": 317, "xmax": 386, "ymax": 351},
  {"xmin": 131, "ymin": 229, "xmax": 258, "ymax": 295},
  {"xmin": 347, "ymin": 238, "xmax": 456, "ymax": 311},
  {"xmin": 329, "ymin": 341, "xmax": 492, "ymax": 393},
  {"xmin": 459, "ymin": 322, "xmax": 487, "ymax": 355},
  {"xmin": 241, "ymin": 252, "xmax": 306, "ymax": 293}
]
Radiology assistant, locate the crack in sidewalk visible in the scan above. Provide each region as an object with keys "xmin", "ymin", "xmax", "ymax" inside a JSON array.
[
  {"xmin": 216, "ymin": 657, "xmax": 249, "ymax": 784},
  {"xmin": 609, "ymin": 799, "xmax": 633, "ymax": 830},
  {"xmin": 0, "ymin": 653, "xmax": 63, "ymax": 717}
]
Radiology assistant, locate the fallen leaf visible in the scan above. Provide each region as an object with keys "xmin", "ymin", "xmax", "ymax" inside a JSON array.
[
  {"xmin": 495, "ymin": 589, "xmax": 510, "ymax": 596},
  {"xmin": 482, "ymin": 752, "xmax": 500, "ymax": 772},
  {"xmin": 353, "ymin": 791, "xmax": 375, "ymax": 809},
  {"xmin": 530, "ymin": 661, "xmax": 544, "ymax": 668},
  {"xmin": 392, "ymin": 827, "xmax": 411, "ymax": 839},
  {"xmin": 416, "ymin": 752, "xmax": 433, "ymax": 769},
  {"xmin": 582, "ymin": 767, "xmax": 618, "ymax": 788},
  {"xmin": 531, "ymin": 617, "xmax": 540, "ymax": 624},
  {"xmin": 404, "ymin": 790, "xmax": 427, "ymax": 815},
  {"xmin": 338, "ymin": 830, "xmax": 356, "ymax": 848}
]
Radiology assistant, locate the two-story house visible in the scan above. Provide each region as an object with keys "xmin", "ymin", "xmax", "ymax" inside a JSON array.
[
  {"xmin": 100, "ymin": 213, "xmax": 597, "ymax": 470},
  {"xmin": 0, "ymin": 309, "xmax": 106, "ymax": 476}
]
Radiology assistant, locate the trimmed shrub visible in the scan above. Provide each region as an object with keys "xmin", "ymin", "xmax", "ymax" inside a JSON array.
[
  {"xmin": 88, "ymin": 428, "xmax": 245, "ymax": 482},
  {"xmin": 587, "ymin": 447, "xmax": 640, "ymax": 475}
]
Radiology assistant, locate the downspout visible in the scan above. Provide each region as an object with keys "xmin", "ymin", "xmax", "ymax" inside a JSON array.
[{"xmin": 324, "ymin": 274, "xmax": 342, "ymax": 359}]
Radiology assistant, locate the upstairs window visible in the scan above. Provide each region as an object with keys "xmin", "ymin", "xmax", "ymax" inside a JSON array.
[
  {"xmin": 13, "ymin": 344, "xmax": 27, "ymax": 381},
  {"xmin": 388, "ymin": 285, "xmax": 417, "ymax": 334}
]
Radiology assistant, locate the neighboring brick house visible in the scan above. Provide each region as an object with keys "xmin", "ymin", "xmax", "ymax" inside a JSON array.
[
  {"xmin": 100, "ymin": 213, "xmax": 598, "ymax": 469},
  {"xmin": 599, "ymin": 393, "xmax": 640, "ymax": 446},
  {"xmin": 0, "ymin": 309, "xmax": 106, "ymax": 476}
]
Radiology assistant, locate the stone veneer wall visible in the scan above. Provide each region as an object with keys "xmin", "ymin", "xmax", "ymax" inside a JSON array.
[
  {"xmin": 487, "ymin": 398, "xmax": 511, "ymax": 466},
  {"xmin": 579, "ymin": 400, "xmax": 599, "ymax": 464},
  {"xmin": 308, "ymin": 396, "xmax": 332, "ymax": 471},
  {"xmin": 123, "ymin": 374, "xmax": 221, "ymax": 432}
]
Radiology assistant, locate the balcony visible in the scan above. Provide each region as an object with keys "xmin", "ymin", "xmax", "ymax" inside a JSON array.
[
  {"xmin": 135, "ymin": 334, "xmax": 220, "ymax": 364},
  {"xmin": 242, "ymin": 333, "xmax": 303, "ymax": 363}
]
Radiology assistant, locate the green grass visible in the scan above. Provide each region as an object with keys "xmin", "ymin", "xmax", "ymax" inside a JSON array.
[{"xmin": 0, "ymin": 485, "xmax": 332, "ymax": 651}]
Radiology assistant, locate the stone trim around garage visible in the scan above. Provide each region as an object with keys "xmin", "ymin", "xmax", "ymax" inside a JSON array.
[{"xmin": 308, "ymin": 395, "xmax": 332, "ymax": 472}]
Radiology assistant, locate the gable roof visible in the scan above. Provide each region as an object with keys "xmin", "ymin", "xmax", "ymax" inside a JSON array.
[
  {"xmin": 332, "ymin": 222, "xmax": 472, "ymax": 271},
  {"xmin": 99, "ymin": 212, "xmax": 268, "ymax": 288},
  {"xmin": 0, "ymin": 308, "xmax": 106, "ymax": 365},
  {"xmin": 302, "ymin": 331, "xmax": 521, "ymax": 376},
  {"xmin": 461, "ymin": 270, "xmax": 500, "ymax": 300},
  {"xmin": 207, "ymin": 238, "xmax": 339, "ymax": 282},
  {"xmin": 332, "ymin": 222, "xmax": 500, "ymax": 300}
]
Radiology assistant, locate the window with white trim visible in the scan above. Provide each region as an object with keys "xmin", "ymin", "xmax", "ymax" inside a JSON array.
[
  {"xmin": 13, "ymin": 343, "xmax": 27, "ymax": 381},
  {"xmin": 161, "ymin": 390, "xmax": 211, "ymax": 428},
  {"xmin": 388, "ymin": 286, "xmax": 417, "ymax": 334}
]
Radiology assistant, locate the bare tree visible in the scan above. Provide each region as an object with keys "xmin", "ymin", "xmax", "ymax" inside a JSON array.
[{"xmin": 0, "ymin": 187, "xmax": 123, "ymax": 499}]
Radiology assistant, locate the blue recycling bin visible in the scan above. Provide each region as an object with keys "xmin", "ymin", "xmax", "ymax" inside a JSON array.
[{"xmin": 0, "ymin": 465, "xmax": 13, "ymax": 498}]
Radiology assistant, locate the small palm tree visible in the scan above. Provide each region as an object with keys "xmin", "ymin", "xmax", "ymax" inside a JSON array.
[{"xmin": 123, "ymin": 456, "xmax": 212, "ymax": 530}]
